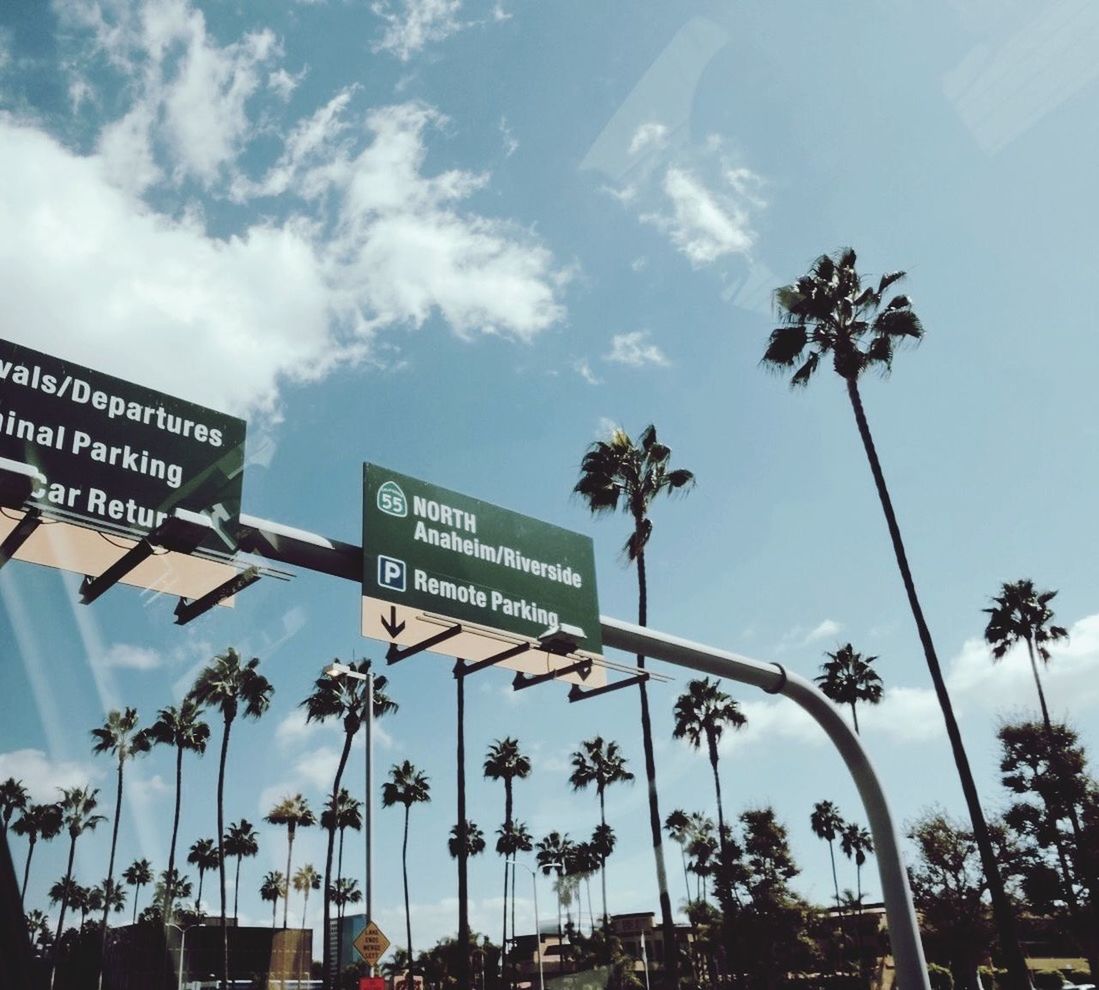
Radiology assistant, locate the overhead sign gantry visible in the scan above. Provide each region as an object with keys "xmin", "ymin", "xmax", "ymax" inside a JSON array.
[{"xmin": 361, "ymin": 463, "xmax": 606, "ymax": 687}]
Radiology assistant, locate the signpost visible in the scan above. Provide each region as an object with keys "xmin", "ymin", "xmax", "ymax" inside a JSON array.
[
  {"xmin": 353, "ymin": 920, "xmax": 391, "ymax": 967},
  {"xmin": 362, "ymin": 464, "xmax": 605, "ymax": 686},
  {"xmin": 0, "ymin": 337, "xmax": 265, "ymax": 605}
]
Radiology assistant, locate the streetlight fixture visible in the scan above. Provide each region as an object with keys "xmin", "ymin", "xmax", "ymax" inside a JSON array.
[
  {"xmin": 166, "ymin": 921, "xmax": 197, "ymax": 990},
  {"xmin": 323, "ymin": 660, "xmax": 376, "ymax": 974},
  {"xmin": 514, "ymin": 861, "xmax": 554, "ymax": 990}
]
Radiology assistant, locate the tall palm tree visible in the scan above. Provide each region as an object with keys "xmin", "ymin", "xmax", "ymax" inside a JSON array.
[
  {"xmin": 569, "ymin": 736, "xmax": 634, "ymax": 926},
  {"xmin": 50, "ymin": 786, "xmax": 105, "ymax": 984},
  {"xmin": 841, "ymin": 823, "xmax": 873, "ymax": 980},
  {"xmin": 321, "ymin": 788, "xmax": 363, "ymax": 976},
  {"xmin": 672, "ymin": 677, "xmax": 746, "ymax": 892},
  {"xmin": 223, "ymin": 819, "xmax": 259, "ymax": 921},
  {"xmin": 497, "ymin": 818, "xmax": 533, "ymax": 970},
  {"xmin": 575, "ymin": 423, "xmax": 693, "ymax": 987},
  {"xmin": 0, "ymin": 777, "xmax": 28, "ymax": 835},
  {"xmin": 154, "ymin": 869, "xmax": 192, "ymax": 920},
  {"xmin": 382, "ymin": 760, "xmax": 431, "ymax": 990},
  {"xmin": 48, "ymin": 876, "xmax": 82, "ymax": 931},
  {"xmin": 12, "ymin": 802, "xmax": 63, "ymax": 903},
  {"xmin": 810, "ymin": 801, "xmax": 846, "ymax": 911},
  {"xmin": 292, "ymin": 864, "xmax": 321, "ymax": 927},
  {"xmin": 449, "ymin": 820, "xmax": 487, "ymax": 859},
  {"xmin": 121, "ymin": 859, "xmax": 152, "ymax": 923},
  {"xmin": 761, "ymin": 247, "xmax": 1029, "ymax": 990},
  {"xmin": 302, "ymin": 657, "xmax": 396, "ymax": 981},
  {"xmin": 265, "ymin": 794, "xmax": 315, "ymax": 928},
  {"xmin": 26, "ymin": 909, "xmax": 51, "ymax": 954},
  {"xmin": 815, "ymin": 645, "xmax": 883, "ymax": 734},
  {"xmin": 983, "ymin": 579, "xmax": 1068, "ymax": 733},
  {"xmin": 90, "ymin": 706, "xmax": 150, "ymax": 961},
  {"xmin": 331, "ymin": 877, "xmax": 361, "ymax": 921},
  {"xmin": 189, "ymin": 647, "xmax": 273, "ymax": 988},
  {"xmin": 484, "ymin": 736, "xmax": 531, "ymax": 978},
  {"xmin": 536, "ymin": 831, "xmax": 572, "ymax": 948},
  {"xmin": 187, "ymin": 837, "xmax": 220, "ymax": 914},
  {"xmin": 664, "ymin": 810, "xmax": 693, "ymax": 910},
  {"xmin": 260, "ymin": 871, "xmax": 287, "ymax": 929},
  {"xmin": 97, "ymin": 879, "xmax": 126, "ymax": 919},
  {"xmin": 144, "ymin": 699, "xmax": 209, "ymax": 918}
]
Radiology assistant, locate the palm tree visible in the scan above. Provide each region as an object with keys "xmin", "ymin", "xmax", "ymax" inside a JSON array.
[
  {"xmin": 74, "ymin": 883, "xmax": 94, "ymax": 928},
  {"xmin": 121, "ymin": 859, "xmax": 152, "ymax": 923},
  {"xmin": 984, "ymin": 579, "xmax": 1068, "ymax": 733},
  {"xmin": 536, "ymin": 831, "xmax": 572, "ymax": 947},
  {"xmin": 484, "ymin": 736, "xmax": 531, "ymax": 978},
  {"xmin": 51, "ymin": 786, "xmax": 105, "ymax": 974},
  {"xmin": 574, "ymin": 423, "xmax": 694, "ymax": 986},
  {"xmin": 153, "ymin": 869, "xmax": 192, "ymax": 919},
  {"xmin": 815, "ymin": 645, "xmax": 883, "ymax": 734},
  {"xmin": 265, "ymin": 794, "xmax": 315, "ymax": 928},
  {"xmin": 187, "ymin": 837, "xmax": 220, "ymax": 914},
  {"xmin": 321, "ymin": 788, "xmax": 363, "ymax": 976},
  {"xmin": 497, "ymin": 818, "xmax": 533, "ymax": 968},
  {"xmin": 382, "ymin": 760, "xmax": 431, "ymax": 990},
  {"xmin": 761, "ymin": 247, "xmax": 1029, "ymax": 990},
  {"xmin": 569, "ymin": 736, "xmax": 634, "ymax": 926},
  {"xmin": 90, "ymin": 706, "xmax": 150, "ymax": 957},
  {"xmin": 260, "ymin": 871, "xmax": 287, "ymax": 929},
  {"xmin": 810, "ymin": 802, "xmax": 846, "ymax": 911},
  {"xmin": 223, "ymin": 819, "xmax": 259, "ymax": 921},
  {"xmin": 12, "ymin": 802, "xmax": 63, "ymax": 903},
  {"xmin": 189, "ymin": 646, "xmax": 273, "ymax": 988},
  {"xmin": 664, "ymin": 810, "xmax": 693, "ymax": 910},
  {"xmin": 48, "ymin": 876, "xmax": 82, "ymax": 932},
  {"xmin": 449, "ymin": 820, "xmax": 487, "ymax": 860},
  {"xmin": 841, "ymin": 823, "xmax": 873, "ymax": 980},
  {"xmin": 585, "ymin": 829, "xmax": 614, "ymax": 933},
  {"xmin": 144, "ymin": 699, "xmax": 209, "ymax": 918},
  {"xmin": 331, "ymin": 877, "xmax": 362, "ymax": 921},
  {"xmin": 672, "ymin": 677, "xmax": 746, "ymax": 894},
  {"xmin": 302, "ymin": 657, "xmax": 396, "ymax": 981},
  {"xmin": 97, "ymin": 878, "xmax": 126, "ymax": 919},
  {"xmin": 0, "ymin": 777, "xmax": 28, "ymax": 835},
  {"xmin": 292, "ymin": 864, "xmax": 321, "ymax": 927},
  {"xmin": 26, "ymin": 909, "xmax": 52, "ymax": 954}
]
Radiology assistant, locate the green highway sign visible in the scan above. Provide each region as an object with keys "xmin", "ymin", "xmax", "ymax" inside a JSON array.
[
  {"xmin": 361, "ymin": 463, "xmax": 604, "ymax": 680},
  {"xmin": 0, "ymin": 338, "xmax": 245, "ymax": 556}
]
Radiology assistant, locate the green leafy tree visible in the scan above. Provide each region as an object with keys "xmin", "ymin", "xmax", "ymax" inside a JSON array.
[
  {"xmin": 0, "ymin": 777, "xmax": 28, "ymax": 835},
  {"xmin": 569, "ymin": 736, "xmax": 634, "ymax": 926},
  {"xmin": 223, "ymin": 818, "xmax": 259, "ymax": 921},
  {"xmin": 815, "ymin": 645, "xmax": 883, "ymax": 734},
  {"xmin": 51, "ymin": 786, "xmax": 105, "ymax": 979},
  {"xmin": 382, "ymin": 760, "xmax": 431, "ymax": 990},
  {"xmin": 484, "ymin": 736, "xmax": 531, "ymax": 977},
  {"xmin": 189, "ymin": 646, "xmax": 273, "ymax": 988},
  {"xmin": 265, "ymin": 794, "xmax": 315, "ymax": 928},
  {"xmin": 121, "ymin": 859, "xmax": 152, "ymax": 923},
  {"xmin": 762, "ymin": 247, "xmax": 1028, "ymax": 990},
  {"xmin": 12, "ymin": 802, "xmax": 63, "ymax": 903},
  {"xmin": 672, "ymin": 676, "xmax": 746, "ymax": 899},
  {"xmin": 303, "ymin": 657, "xmax": 396, "ymax": 979},
  {"xmin": 144, "ymin": 699, "xmax": 209, "ymax": 919},
  {"xmin": 187, "ymin": 837, "xmax": 220, "ymax": 914},
  {"xmin": 575, "ymin": 422, "xmax": 693, "ymax": 989},
  {"xmin": 260, "ymin": 871, "xmax": 287, "ymax": 929}
]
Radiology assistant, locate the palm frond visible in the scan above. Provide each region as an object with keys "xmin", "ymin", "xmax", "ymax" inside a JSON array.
[{"xmin": 761, "ymin": 327, "xmax": 808, "ymax": 368}]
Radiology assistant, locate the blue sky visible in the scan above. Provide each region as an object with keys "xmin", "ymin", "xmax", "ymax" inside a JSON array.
[{"xmin": 2, "ymin": 0, "xmax": 1099, "ymax": 960}]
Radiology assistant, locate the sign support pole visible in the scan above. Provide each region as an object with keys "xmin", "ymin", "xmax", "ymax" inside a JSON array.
[{"xmin": 366, "ymin": 668, "xmax": 374, "ymax": 978}]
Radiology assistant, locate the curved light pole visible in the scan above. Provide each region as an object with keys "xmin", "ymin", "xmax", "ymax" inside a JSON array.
[{"xmin": 166, "ymin": 921, "xmax": 198, "ymax": 990}]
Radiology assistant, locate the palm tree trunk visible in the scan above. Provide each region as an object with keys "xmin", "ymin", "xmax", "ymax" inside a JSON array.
[
  {"xmin": 502, "ymin": 777, "xmax": 513, "ymax": 985},
  {"xmin": 403, "ymin": 805, "xmax": 414, "ymax": 990},
  {"xmin": 166, "ymin": 744, "xmax": 183, "ymax": 920},
  {"xmin": 850, "ymin": 702, "xmax": 860, "ymax": 735},
  {"xmin": 325, "ymin": 726, "xmax": 356, "ymax": 986},
  {"xmin": 272, "ymin": 897, "xmax": 277, "ymax": 928},
  {"xmin": 501, "ymin": 858, "xmax": 509, "ymax": 985},
  {"xmin": 98, "ymin": 757, "xmax": 125, "ymax": 986},
  {"xmin": 284, "ymin": 829, "xmax": 294, "ymax": 928},
  {"xmin": 197, "ymin": 870, "xmax": 205, "ymax": 913},
  {"xmin": 217, "ymin": 715, "xmax": 233, "ymax": 990},
  {"xmin": 845, "ymin": 376, "xmax": 1030, "ymax": 990},
  {"xmin": 303, "ymin": 886, "xmax": 310, "ymax": 928},
  {"xmin": 679, "ymin": 845, "xmax": 690, "ymax": 907},
  {"xmin": 233, "ymin": 856, "xmax": 242, "ymax": 921},
  {"xmin": 336, "ymin": 825, "xmax": 347, "ymax": 983},
  {"xmin": 707, "ymin": 737, "xmax": 727, "ymax": 869},
  {"xmin": 1023, "ymin": 638, "xmax": 1053, "ymax": 730},
  {"xmin": 827, "ymin": 839, "xmax": 848, "ymax": 973},
  {"xmin": 510, "ymin": 854, "xmax": 517, "ymax": 988},
  {"xmin": 132, "ymin": 883, "xmax": 140, "ymax": 924},
  {"xmin": 456, "ymin": 664, "xmax": 471, "ymax": 990},
  {"xmin": 50, "ymin": 834, "xmax": 78, "ymax": 990},
  {"xmin": 599, "ymin": 790, "xmax": 609, "ymax": 927},
  {"xmin": 634, "ymin": 543, "xmax": 679, "ymax": 990},
  {"xmin": 21, "ymin": 836, "xmax": 35, "ymax": 904}
]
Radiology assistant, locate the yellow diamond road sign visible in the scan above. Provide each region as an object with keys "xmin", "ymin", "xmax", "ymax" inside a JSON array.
[{"xmin": 353, "ymin": 921, "xmax": 391, "ymax": 965}]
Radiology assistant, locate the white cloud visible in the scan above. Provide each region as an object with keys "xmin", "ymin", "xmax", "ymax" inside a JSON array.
[
  {"xmin": 92, "ymin": 643, "xmax": 162, "ymax": 670},
  {"xmin": 0, "ymin": 749, "xmax": 99, "ymax": 803},
  {"xmin": 804, "ymin": 619, "xmax": 844, "ymax": 644},
  {"xmin": 371, "ymin": 0, "xmax": 465, "ymax": 61},
  {"xmin": 643, "ymin": 166, "xmax": 754, "ymax": 265},
  {"xmin": 268, "ymin": 66, "xmax": 306, "ymax": 101},
  {"xmin": 604, "ymin": 331, "xmax": 669, "ymax": 368},
  {"xmin": 574, "ymin": 358, "xmax": 602, "ymax": 385},
  {"xmin": 628, "ymin": 121, "xmax": 668, "ymax": 156}
]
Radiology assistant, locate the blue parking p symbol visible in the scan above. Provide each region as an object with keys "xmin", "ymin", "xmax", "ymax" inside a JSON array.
[{"xmin": 378, "ymin": 555, "xmax": 407, "ymax": 593}]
